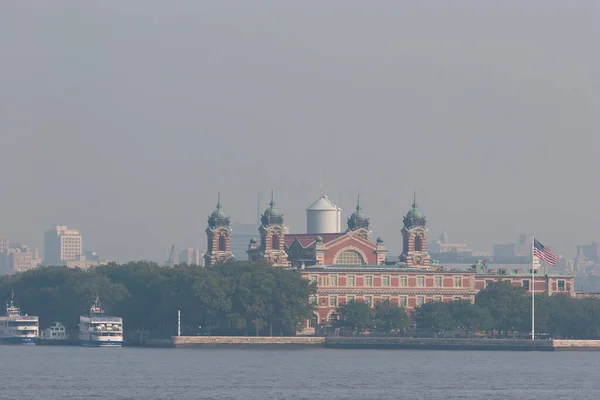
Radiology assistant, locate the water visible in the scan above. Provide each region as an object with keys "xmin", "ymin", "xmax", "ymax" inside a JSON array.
[{"xmin": 1, "ymin": 346, "xmax": 599, "ymax": 399}]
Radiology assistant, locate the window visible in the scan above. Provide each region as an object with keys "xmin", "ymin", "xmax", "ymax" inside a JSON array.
[
  {"xmin": 309, "ymin": 276, "xmax": 317, "ymax": 284},
  {"xmin": 558, "ymin": 280, "xmax": 565, "ymax": 292},
  {"xmin": 328, "ymin": 313, "xmax": 337, "ymax": 323},
  {"xmin": 329, "ymin": 296, "xmax": 337, "ymax": 307},
  {"xmin": 337, "ymin": 249, "xmax": 366, "ymax": 265},
  {"xmin": 320, "ymin": 298, "xmax": 326, "ymax": 305},
  {"xmin": 400, "ymin": 276, "xmax": 408, "ymax": 287},
  {"xmin": 454, "ymin": 296, "xmax": 462, "ymax": 302},
  {"xmin": 414, "ymin": 235, "xmax": 422, "ymax": 251},
  {"xmin": 382, "ymin": 276, "xmax": 390, "ymax": 287},
  {"xmin": 309, "ymin": 295, "xmax": 316, "ymax": 305},
  {"xmin": 382, "ymin": 295, "xmax": 390, "ymax": 302},
  {"xmin": 218, "ymin": 235, "xmax": 226, "ymax": 251},
  {"xmin": 272, "ymin": 235, "xmax": 280, "ymax": 250},
  {"xmin": 309, "ymin": 315, "xmax": 317, "ymax": 328},
  {"xmin": 417, "ymin": 276, "xmax": 425, "ymax": 287},
  {"xmin": 347, "ymin": 276, "xmax": 355, "ymax": 287},
  {"xmin": 434, "ymin": 276, "xmax": 443, "ymax": 287},
  {"xmin": 454, "ymin": 277, "xmax": 462, "ymax": 287},
  {"xmin": 434, "ymin": 296, "xmax": 442, "ymax": 302},
  {"xmin": 320, "ymin": 277, "xmax": 327, "ymax": 286},
  {"xmin": 399, "ymin": 296, "xmax": 408, "ymax": 307},
  {"xmin": 330, "ymin": 276, "xmax": 338, "ymax": 287},
  {"xmin": 365, "ymin": 276, "xmax": 373, "ymax": 286},
  {"xmin": 416, "ymin": 296, "xmax": 424, "ymax": 306},
  {"xmin": 522, "ymin": 280, "xmax": 530, "ymax": 290},
  {"xmin": 365, "ymin": 296, "xmax": 373, "ymax": 306},
  {"xmin": 485, "ymin": 280, "xmax": 493, "ymax": 288},
  {"xmin": 347, "ymin": 295, "xmax": 356, "ymax": 302}
]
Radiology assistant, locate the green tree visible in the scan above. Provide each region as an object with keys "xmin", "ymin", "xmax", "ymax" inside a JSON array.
[
  {"xmin": 475, "ymin": 281, "xmax": 529, "ymax": 336},
  {"xmin": 414, "ymin": 302, "xmax": 453, "ymax": 337},
  {"xmin": 450, "ymin": 300, "xmax": 492, "ymax": 338},
  {"xmin": 333, "ymin": 300, "xmax": 372, "ymax": 334},
  {"xmin": 373, "ymin": 299, "xmax": 409, "ymax": 334}
]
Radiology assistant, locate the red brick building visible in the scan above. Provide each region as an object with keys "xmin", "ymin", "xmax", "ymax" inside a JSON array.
[
  {"xmin": 300, "ymin": 265, "xmax": 477, "ymax": 329},
  {"xmin": 299, "ymin": 264, "xmax": 576, "ymax": 334}
]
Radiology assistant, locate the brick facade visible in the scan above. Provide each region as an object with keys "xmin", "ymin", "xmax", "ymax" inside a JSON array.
[{"xmin": 300, "ymin": 265, "xmax": 576, "ymax": 334}]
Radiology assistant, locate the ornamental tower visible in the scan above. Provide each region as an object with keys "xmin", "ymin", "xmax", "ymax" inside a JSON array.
[
  {"xmin": 346, "ymin": 194, "xmax": 371, "ymax": 240},
  {"xmin": 204, "ymin": 194, "xmax": 233, "ymax": 266},
  {"xmin": 399, "ymin": 193, "xmax": 430, "ymax": 267},
  {"xmin": 247, "ymin": 191, "xmax": 288, "ymax": 266}
]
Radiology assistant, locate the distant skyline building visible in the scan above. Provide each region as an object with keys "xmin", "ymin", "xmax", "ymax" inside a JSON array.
[
  {"xmin": 0, "ymin": 238, "xmax": 41, "ymax": 275},
  {"xmin": 0, "ymin": 237, "xmax": 9, "ymax": 252},
  {"xmin": 43, "ymin": 225, "xmax": 83, "ymax": 266},
  {"xmin": 179, "ymin": 248, "xmax": 204, "ymax": 266}
]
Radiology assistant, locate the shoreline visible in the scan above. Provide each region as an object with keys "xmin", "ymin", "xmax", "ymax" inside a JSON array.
[
  {"xmin": 31, "ymin": 336, "xmax": 600, "ymax": 351},
  {"xmin": 143, "ymin": 336, "xmax": 600, "ymax": 351}
]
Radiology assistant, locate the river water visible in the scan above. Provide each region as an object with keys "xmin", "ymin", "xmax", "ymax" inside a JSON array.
[{"xmin": 1, "ymin": 346, "xmax": 598, "ymax": 399}]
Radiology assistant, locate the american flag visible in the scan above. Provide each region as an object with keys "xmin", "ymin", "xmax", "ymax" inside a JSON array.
[{"xmin": 533, "ymin": 239, "xmax": 558, "ymax": 266}]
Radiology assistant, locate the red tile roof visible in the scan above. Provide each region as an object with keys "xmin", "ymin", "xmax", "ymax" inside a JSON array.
[{"xmin": 284, "ymin": 233, "xmax": 345, "ymax": 249}]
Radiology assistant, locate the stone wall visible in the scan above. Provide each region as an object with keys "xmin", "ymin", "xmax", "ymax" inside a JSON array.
[
  {"xmin": 324, "ymin": 337, "xmax": 554, "ymax": 351},
  {"xmin": 552, "ymin": 340, "xmax": 600, "ymax": 351},
  {"xmin": 160, "ymin": 336, "xmax": 600, "ymax": 351},
  {"xmin": 172, "ymin": 336, "xmax": 325, "ymax": 347}
]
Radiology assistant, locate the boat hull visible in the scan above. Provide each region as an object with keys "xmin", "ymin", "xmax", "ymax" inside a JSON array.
[
  {"xmin": 81, "ymin": 339, "xmax": 123, "ymax": 347},
  {"xmin": 1, "ymin": 337, "xmax": 36, "ymax": 345}
]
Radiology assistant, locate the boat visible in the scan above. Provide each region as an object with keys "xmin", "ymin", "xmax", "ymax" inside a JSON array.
[
  {"xmin": 0, "ymin": 292, "xmax": 39, "ymax": 345},
  {"xmin": 40, "ymin": 322, "xmax": 69, "ymax": 341},
  {"xmin": 79, "ymin": 298, "xmax": 123, "ymax": 347}
]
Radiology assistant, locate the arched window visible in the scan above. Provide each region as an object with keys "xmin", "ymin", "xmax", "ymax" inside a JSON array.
[
  {"xmin": 414, "ymin": 235, "xmax": 422, "ymax": 251},
  {"xmin": 403, "ymin": 236, "xmax": 409, "ymax": 252},
  {"xmin": 336, "ymin": 249, "xmax": 366, "ymax": 265},
  {"xmin": 218, "ymin": 235, "xmax": 226, "ymax": 251},
  {"xmin": 309, "ymin": 315, "xmax": 318, "ymax": 328},
  {"xmin": 272, "ymin": 235, "xmax": 280, "ymax": 250}
]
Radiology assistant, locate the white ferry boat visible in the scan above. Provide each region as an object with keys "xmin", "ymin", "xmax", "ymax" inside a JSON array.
[
  {"xmin": 41, "ymin": 322, "xmax": 68, "ymax": 341},
  {"xmin": 79, "ymin": 298, "xmax": 123, "ymax": 347},
  {"xmin": 0, "ymin": 293, "xmax": 39, "ymax": 345}
]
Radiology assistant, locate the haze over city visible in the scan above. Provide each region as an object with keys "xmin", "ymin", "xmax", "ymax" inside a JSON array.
[{"xmin": 1, "ymin": 1, "xmax": 598, "ymax": 263}]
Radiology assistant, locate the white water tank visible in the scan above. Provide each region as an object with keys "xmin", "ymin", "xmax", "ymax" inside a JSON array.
[{"xmin": 306, "ymin": 195, "xmax": 342, "ymax": 234}]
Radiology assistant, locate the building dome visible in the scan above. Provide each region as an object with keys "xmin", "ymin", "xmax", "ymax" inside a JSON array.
[
  {"xmin": 263, "ymin": 203, "xmax": 281, "ymax": 218},
  {"xmin": 208, "ymin": 194, "xmax": 231, "ymax": 228},
  {"xmin": 211, "ymin": 206, "xmax": 228, "ymax": 220},
  {"xmin": 403, "ymin": 193, "xmax": 426, "ymax": 229},
  {"xmin": 347, "ymin": 195, "xmax": 370, "ymax": 231},
  {"xmin": 405, "ymin": 207, "xmax": 423, "ymax": 220},
  {"xmin": 261, "ymin": 191, "xmax": 284, "ymax": 226}
]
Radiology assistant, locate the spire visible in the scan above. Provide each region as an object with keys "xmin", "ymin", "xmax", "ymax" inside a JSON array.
[
  {"xmin": 270, "ymin": 189, "xmax": 274, "ymax": 207},
  {"xmin": 217, "ymin": 192, "xmax": 221, "ymax": 209},
  {"xmin": 413, "ymin": 191, "xmax": 417, "ymax": 208},
  {"xmin": 356, "ymin": 194, "xmax": 361, "ymax": 211}
]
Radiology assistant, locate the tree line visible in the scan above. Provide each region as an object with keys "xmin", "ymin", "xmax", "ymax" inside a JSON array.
[
  {"xmin": 333, "ymin": 281, "xmax": 600, "ymax": 339},
  {"xmin": 0, "ymin": 260, "xmax": 316, "ymax": 338}
]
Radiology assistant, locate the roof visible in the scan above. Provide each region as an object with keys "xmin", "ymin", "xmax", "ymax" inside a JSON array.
[
  {"xmin": 306, "ymin": 195, "xmax": 341, "ymax": 211},
  {"xmin": 304, "ymin": 264, "xmax": 474, "ymax": 273},
  {"xmin": 284, "ymin": 233, "xmax": 344, "ymax": 249}
]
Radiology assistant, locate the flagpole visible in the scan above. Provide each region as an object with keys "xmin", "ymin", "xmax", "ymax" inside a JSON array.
[{"xmin": 531, "ymin": 234, "xmax": 535, "ymax": 341}]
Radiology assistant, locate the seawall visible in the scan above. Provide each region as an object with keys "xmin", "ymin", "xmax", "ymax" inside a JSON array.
[
  {"xmin": 152, "ymin": 336, "xmax": 600, "ymax": 351},
  {"xmin": 171, "ymin": 336, "xmax": 324, "ymax": 348}
]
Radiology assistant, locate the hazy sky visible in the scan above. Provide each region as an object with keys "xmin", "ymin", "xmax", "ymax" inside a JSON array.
[{"xmin": 1, "ymin": 1, "xmax": 598, "ymax": 262}]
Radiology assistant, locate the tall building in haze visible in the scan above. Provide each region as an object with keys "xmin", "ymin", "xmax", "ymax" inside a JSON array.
[{"xmin": 44, "ymin": 225, "xmax": 83, "ymax": 266}]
